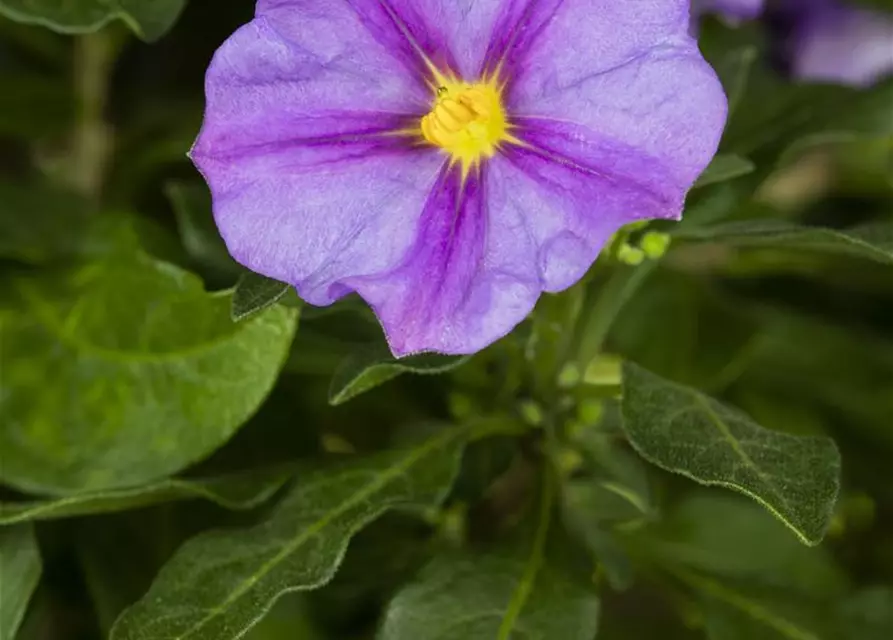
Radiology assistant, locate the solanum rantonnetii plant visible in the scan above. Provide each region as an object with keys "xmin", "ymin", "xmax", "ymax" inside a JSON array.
[{"xmin": 1, "ymin": 1, "xmax": 892, "ymax": 640}]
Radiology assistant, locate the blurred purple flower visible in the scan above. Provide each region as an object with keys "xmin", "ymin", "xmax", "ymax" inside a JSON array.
[
  {"xmin": 191, "ymin": 0, "xmax": 726, "ymax": 356},
  {"xmin": 784, "ymin": 0, "xmax": 893, "ymax": 87},
  {"xmin": 694, "ymin": 0, "xmax": 764, "ymax": 22}
]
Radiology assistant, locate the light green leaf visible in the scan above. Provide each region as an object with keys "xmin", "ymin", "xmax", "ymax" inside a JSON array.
[
  {"xmin": 110, "ymin": 424, "xmax": 469, "ymax": 640},
  {"xmin": 380, "ymin": 473, "xmax": 600, "ymax": 640},
  {"xmin": 0, "ymin": 467, "xmax": 292, "ymax": 525},
  {"xmin": 0, "ymin": 252, "xmax": 298, "ymax": 494},
  {"xmin": 620, "ymin": 363, "xmax": 841, "ymax": 545},
  {"xmin": 674, "ymin": 220, "xmax": 893, "ymax": 265},
  {"xmin": 329, "ymin": 342, "xmax": 469, "ymax": 406},
  {"xmin": 694, "ymin": 155, "xmax": 756, "ymax": 189},
  {"xmin": 0, "ymin": 0, "xmax": 186, "ymax": 41},
  {"xmin": 0, "ymin": 524, "xmax": 42, "ymax": 640},
  {"xmin": 232, "ymin": 272, "xmax": 292, "ymax": 322}
]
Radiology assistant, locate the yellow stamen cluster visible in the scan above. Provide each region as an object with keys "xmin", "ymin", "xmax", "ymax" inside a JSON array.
[{"xmin": 420, "ymin": 79, "xmax": 510, "ymax": 170}]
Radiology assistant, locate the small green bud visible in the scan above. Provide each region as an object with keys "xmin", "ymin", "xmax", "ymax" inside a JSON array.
[
  {"xmin": 519, "ymin": 399, "xmax": 544, "ymax": 426},
  {"xmin": 640, "ymin": 230, "xmax": 672, "ymax": 259},
  {"xmin": 617, "ymin": 243, "xmax": 645, "ymax": 265},
  {"xmin": 558, "ymin": 363, "xmax": 581, "ymax": 388}
]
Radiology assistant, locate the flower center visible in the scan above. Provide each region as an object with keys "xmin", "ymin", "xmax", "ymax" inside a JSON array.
[{"xmin": 420, "ymin": 81, "xmax": 509, "ymax": 168}]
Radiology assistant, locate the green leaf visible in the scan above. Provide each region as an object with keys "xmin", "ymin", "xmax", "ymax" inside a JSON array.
[
  {"xmin": 0, "ymin": 252, "xmax": 298, "ymax": 494},
  {"xmin": 0, "ymin": 0, "xmax": 186, "ymax": 41},
  {"xmin": 620, "ymin": 363, "xmax": 841, "ymax": 545},
  {"xmin": 329, "ymin": 342, "xmax": 469, "ymax": 405},
  {"xmin": 725, "ymin": 73, "xmax": 893, "ymax": 158},
  {"xmin": 232, "ymin": 272, "xmax": 292, "ymax": 322},
  {"xmin": 695, "ymin": 576, "xmax": 826, "ymax": 640},
  {"xmin": 110, "ymin": 424, "xmax": 469, "ymax": 640},
  {"xmin": 674, "ymin": 220, "xmax": 893, "ymax": 265},
  {"xmin": 0, "ymin": 467, "xmax": 292, "ymax": 525},
  {"xmin": 0, "ymin": 524, "xmax": 42, "ymax": 640},
  {"xmin": 694, "ymin": 155, "xmax": 756, "ymax": 189},
  {"xmin": 633, "ymin": 492, "xmax": 846, "ymax": 598},
  {"xmin": 379, "ymin": 474, "xmax": 600, "ymax": 640}
]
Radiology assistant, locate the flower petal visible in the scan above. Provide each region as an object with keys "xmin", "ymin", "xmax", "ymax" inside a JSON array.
[
  {"xmin": 789, "ymin": 2, "xmax": 893, "ymax": 88},
  {"xmin": 510, "ymin": 35, "xmax": 727, "ymax": 190},
  {"xmin": 349, "ymin": 164, "xmax": 540, "ymax": 356},
  {"xmin": 375, "ymin": 0, "xmax": 516, "ymax": 79},
  {"xmin": 350, "ymin": 139, "xmax": 681, "ymax": 357},
  {"xmin": 489, "ymin": 0, "xmax": 689, "ymax": 87},
  {"xmin": 192, "ymin": 10, "xmax": 448, "ymax": 305}
]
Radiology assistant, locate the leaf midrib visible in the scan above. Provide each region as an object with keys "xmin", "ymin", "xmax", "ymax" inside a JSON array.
[{"xmin": 690, "ymin": 393, "xmax": 793, "ymax": 516}]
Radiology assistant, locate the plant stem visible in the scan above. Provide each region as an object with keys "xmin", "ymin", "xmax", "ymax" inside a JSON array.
[{"xmin": 72, "ymin": 31, "xmax": 116, "ymax": 203}]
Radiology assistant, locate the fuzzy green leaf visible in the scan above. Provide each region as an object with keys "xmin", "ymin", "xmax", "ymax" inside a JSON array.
[
  {"xmin": 380, "ymin": 473, "xmax": 599, "ymax": 640},
  {"xmin": 379, "ymin": 551, "xmax": 600, "ymax": 640},
  {"xmin": 110, "ymin": 424, "xmax": 468, "ymax": 640},
  {"xmin": 620, "ymin": 363, "xmax": 841, "ymax": 545},
  {"xmin": 0, "ymin": 0, "xmax": 186, "ymax": 40},
  {"xmin": 0, "ymin": 253, "xmax": 298, "ymax": 494},
  {"xmin": 0, "ymin": 524, "xmax": 42, "ymax": 640},
  {"xmin": 329, "ymin": 342, "xmax": 469, "ymax": 405},
  {"xmin": 0, "ymin": 467, "xmax": 292, "ymax": 525},
  {"xmin": 232, "ymin": 272, "xmax": 291, "ymax": 322}
]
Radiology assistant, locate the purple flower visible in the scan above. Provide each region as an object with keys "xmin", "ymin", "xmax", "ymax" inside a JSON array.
[
  {"xmin": 191, "ymin": 0, "xmax": 727, "ymax": 356},
  {"xmin": 694, "ymin": 0, "xmax": 764, "ymax": 22},
  {"xmin": 784, "ymin": 0, "xmax": 893, "ymax": 87}
]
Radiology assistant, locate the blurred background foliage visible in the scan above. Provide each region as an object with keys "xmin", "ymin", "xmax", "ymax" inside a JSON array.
[{"xmin": 0, "ymin": 1, "xmax": 891, "ymax": 639}]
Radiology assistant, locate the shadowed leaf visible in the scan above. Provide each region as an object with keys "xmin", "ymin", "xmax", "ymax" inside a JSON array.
[
  {"xmin": 329, "ymin": 342, "xmax": 469, "ymax": 406},
  {"xmin": 0, "ymin": 524, "xmax": 42, "ymax": 640},
  {"xmin": 0, "ymin": 467, "xmax": 292, "ymax": 525}
]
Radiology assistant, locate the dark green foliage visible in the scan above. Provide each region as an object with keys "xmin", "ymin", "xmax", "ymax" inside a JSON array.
[{"xmin": 1, "ymin": 4, "xmax": 892, "ymax": 640}]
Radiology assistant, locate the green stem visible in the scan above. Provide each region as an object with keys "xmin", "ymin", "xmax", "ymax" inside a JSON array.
[
  {"xmin": 72, "ymin": 31, "xmax": 115, "ymax": 202},
  {"xmin": 575, "ymin": 260, "xmax": 658, "ymax": 371},
  {"xmin": 497, "ymin": 468, "xmax": 555, "ymax": 640}
]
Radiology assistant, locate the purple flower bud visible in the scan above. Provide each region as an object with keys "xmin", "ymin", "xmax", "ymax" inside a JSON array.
[
  {"xmin": 785, "ymin": 0, "xmax": 893, "ymax": 87},
  {"xmin": 191, "ymin": 0, "xmax": 727, "ymax": 356}
]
